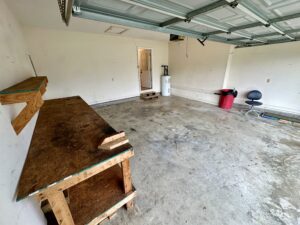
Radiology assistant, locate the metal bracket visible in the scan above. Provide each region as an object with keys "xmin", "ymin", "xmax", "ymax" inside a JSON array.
[
  {"xmin": 197, "ymin": 37, "xmax": 208, "ymax": 46},
  {"xmin": 72, "ymin": 6, "xmax": 81, "ymax": 14},
  {"xmin": 57, "ymin": 0, "xmax": 67, "ymax": 23},
  {"xmin": 57, "ymin": 0, "xmax": 73, "ymax": 26},
  {"xmin": 184, "ymin": 18, "xmax": 192, "ymax": 23},
  {"xmin": 229, "ymin": 0, "xmax": 239, "ymax": 8}
]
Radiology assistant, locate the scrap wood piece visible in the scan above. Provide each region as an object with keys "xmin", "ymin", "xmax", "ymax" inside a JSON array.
[
  {"xmin": 98, "ymin": 131, "xmax": 129, "ymax": 150},
  {"xmin": 99, "ymin": 137, "xmax": 129, "ymax": 150},
  {"xmin": 12, "ymin": 91, "xmax": 44, "ymax": 134}
]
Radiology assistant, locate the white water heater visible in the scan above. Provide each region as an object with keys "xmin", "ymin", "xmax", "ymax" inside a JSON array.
[{"xmin": 161, "ymin": 75, "xmax": 171, "ymax": 96}]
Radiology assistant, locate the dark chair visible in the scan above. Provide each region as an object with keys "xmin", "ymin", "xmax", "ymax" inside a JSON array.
[{"xmin": 245, "ymin": 90, "xmax": 263, "ymax": 116}]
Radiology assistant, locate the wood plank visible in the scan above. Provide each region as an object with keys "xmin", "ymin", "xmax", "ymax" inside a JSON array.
[
  {"xmin": 122, "ymin": 159, "xmax": 134, "ymax": 209},
  {"xmin": 17, "ymin": 96, "xmax": 134, "ymax": 200},
  {"xmin": 41, "ymin": 190, "xmax": 70, "ymax": 213},
  {"xmin": 88, "ymin": 192, "xmax": 136, "ymax": 225},
  {"xmin": 35, "ymin": 149, "xmax": 134, "ymax": 202},
  {"xmin": 47, "ymin": 191, "xmax": 75, "ymax": 225},
  {"xmin": 68, "ymin": 165, "xmax": 136, "ymax": 225},
  {"xmin": 0, "ymin": 76, "xmax": 47, "ymax": 95},
  {"xmin": 0, "ymin": 76, "xmax": 48, "ymax": 134},
  {"xmin": 99, "ymin": 136, "xmax": 129, "ymax": 150},
  {"xmin": 12, "ymin": 92, "xmax": 44, "ymax": 134},
  {"xmin": 0, "ymin": 92, "xmax": 37, "ymax": 105},
  {"xmin": 46, "ymin": 165, "xmax": 136, "ymax": 225},
  {"xmin": 100, "ymin": 131, "xmax": 125, "ymax": 145}
]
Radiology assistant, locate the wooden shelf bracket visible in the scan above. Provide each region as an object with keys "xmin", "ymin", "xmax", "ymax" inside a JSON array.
[{"xmin": 0, "ymin": 76, "xmax": 48, "ymax": 134}]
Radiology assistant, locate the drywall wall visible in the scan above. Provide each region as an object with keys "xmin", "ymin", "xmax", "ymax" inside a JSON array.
[
  {"xmin": 169, "ymin": 38, "xmax": 231, "ymax": 105},
  {"xmin": 23, "ymin": 27, "xmax": 168, "ymax": 104},
  {"xmin": 226, "ymin": 42, "xmax": 300, "ymax": 115},
  {"xmin": 0, "ymin": 0, "xmax": 46, "ymax": 224}
]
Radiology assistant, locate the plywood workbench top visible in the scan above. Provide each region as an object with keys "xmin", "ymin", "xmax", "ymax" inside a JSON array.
[{"xmin": 17, "ymin": 96, "xmax": 133, "ymax": 201}]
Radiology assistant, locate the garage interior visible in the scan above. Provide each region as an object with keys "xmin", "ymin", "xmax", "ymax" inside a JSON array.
[{"xmin": 1, "ymin": 0, "xmax": 300, "ymax": 225}]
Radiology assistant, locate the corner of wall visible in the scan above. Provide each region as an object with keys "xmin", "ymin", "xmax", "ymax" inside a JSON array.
[{"xmin": 0, "ymin": 0, "xmax": 46, "ymax": 224}]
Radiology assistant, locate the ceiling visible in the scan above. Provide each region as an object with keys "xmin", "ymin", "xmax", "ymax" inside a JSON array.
[
  {"xmin": 69, "ymin": 0, "xmax": 300, "ymax": 47},
  {"xmin": 6, "ymin": 0, "xmax": 300, "ymax": 47},
  {"xmin": 5, "ymin": 0, "xmax": 169, "ymax": 41}
]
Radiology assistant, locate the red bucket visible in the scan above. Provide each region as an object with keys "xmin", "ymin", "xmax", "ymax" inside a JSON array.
[{"xmin": 219, "ymin": 89, "xmax": 237, "ymax": 110}]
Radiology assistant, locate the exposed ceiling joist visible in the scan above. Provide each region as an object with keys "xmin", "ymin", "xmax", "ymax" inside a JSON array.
[
  {"xmin": 119, "ymin": 0, "xmax": 264, "ymax": 43},
  {"xmin": 160, "ymin": 0, "xmax": 229, "ymax": 27},
  {"xmin": 160, "ymin": 18, "xmax": 182, "ymax": 27},
  {"xmin": 207, "ymin": 2, "xmax": 300, "ymax": 39},
  {"xmin": 121, "ymin": 0, "xmax": 229, "ymax": 31},
  {"xmin": 229, "ymin": 26, "xmax": 300, "ymax": 42},
  {"xmin": 71, "ymin": 0, "xmax": 300, "ymax": 48},
  {"xmin": 225, "ymin": 0, "xmax": 296, "ymax": 45},
  {"xmin": 236, "ymin": 36, "xmax": 300, "ymax": 48},
  {"xmin": 73, "ymin": 5, "xmax": 242, "ymax": 46}
]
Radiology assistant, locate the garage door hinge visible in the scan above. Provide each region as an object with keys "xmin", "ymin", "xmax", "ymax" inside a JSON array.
[
  {"xmin": 73, "ymin": 6, "xmax": 81, "ymax": 14},
  {"xmin": 229, "ymin": 0, "xmax": 239, "ymax": 8}
]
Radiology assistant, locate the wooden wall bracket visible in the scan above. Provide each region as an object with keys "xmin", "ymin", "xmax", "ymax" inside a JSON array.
[{"xmin": 0, "ymin": 76, "xmax": 48, "ymax": 134}]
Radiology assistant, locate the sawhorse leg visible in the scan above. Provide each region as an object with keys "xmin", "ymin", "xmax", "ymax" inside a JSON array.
[
  {"xmin": 121, "ymin": 159, "xmax": 134, "ymax": 209},
  {"xmin": 47, "ymin": 191, "xmax": 75, "ymax": 225}
]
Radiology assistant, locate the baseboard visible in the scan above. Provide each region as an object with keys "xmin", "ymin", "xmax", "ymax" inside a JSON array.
[
  {"xmin": 234, "ymin": 97, "xmax": 300, "ymax": 116},
  {"xmin": 171, "ymin": 87, "xmax": 219, "ymax": 105},
  {"xmin": 90, "ymin": 95, "xmax": 139, "ymax": 107}
]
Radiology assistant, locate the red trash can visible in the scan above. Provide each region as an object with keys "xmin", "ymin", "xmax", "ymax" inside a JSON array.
[{"xmin": 219, "ymin": 89, "xmax": 238, "ymax": 110}]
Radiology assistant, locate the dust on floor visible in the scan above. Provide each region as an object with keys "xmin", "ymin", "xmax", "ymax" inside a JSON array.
[{"xmin": 94, "ymin": 96, "xmax": 300, "ymax": 225}]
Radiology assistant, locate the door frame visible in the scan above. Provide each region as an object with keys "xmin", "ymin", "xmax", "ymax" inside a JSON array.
[{"xmin": 137, "ymin": 47, "xmax": 153, "ymax": 94}]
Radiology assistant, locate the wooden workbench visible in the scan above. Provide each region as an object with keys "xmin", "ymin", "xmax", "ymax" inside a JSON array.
[{"xmin": 17, "ymin": 96, "xmax": 136, "ymax": 225}]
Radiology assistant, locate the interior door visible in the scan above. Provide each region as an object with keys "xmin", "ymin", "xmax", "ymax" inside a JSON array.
[{"xmin": 139, "ymin": 49, "xmax": 152, "ymax": 90}]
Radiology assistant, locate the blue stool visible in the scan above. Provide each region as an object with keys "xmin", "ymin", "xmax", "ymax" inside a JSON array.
[{"xmin": 245, "ymin": 90, "xmax": 263, "ymax": 117}]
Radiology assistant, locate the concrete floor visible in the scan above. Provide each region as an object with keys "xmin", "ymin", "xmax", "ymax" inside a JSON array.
[{"xmin": 94, "ymin": 96, "xmax": 300, "ymax": 225}]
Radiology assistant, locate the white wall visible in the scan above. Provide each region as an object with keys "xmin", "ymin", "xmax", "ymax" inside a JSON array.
[
  {"xmin": 169, "ymin": 38, "xmax": 231, "ymax": 105},
  {"xmin": 23, "ymin": 27, "xmax": 168, "ymax": 104},
  {"xmin": 226, "ymin": 42, "xmax": 300, "ymax": 115},
  {"xmin": 169, "ymin": 37, "xmax": 300, "ymax": 115},
  {"xmin": 0, "ymin": 0, "xmax": 46, "ymax": 224}
]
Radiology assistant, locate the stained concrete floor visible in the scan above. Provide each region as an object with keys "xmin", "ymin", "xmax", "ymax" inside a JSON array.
[{"xmin": 94, "ymin": 96, "xmax": 300, "ymax": 225}]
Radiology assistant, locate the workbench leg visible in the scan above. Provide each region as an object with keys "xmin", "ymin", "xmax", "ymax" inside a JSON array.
[
  {"xmin": 47, "ymin": 191, "xmax": 75, "ymax": 225},
  {"xmin": 121, "ymin": 159, "xmax": 134, "ymax": 209}
]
